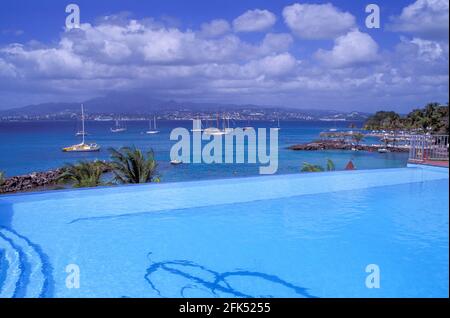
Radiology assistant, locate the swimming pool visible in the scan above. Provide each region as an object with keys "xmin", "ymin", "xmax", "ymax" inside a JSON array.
[{"xmin": 0, "ymin": 165, "xmax": 448, "ymax": 298}]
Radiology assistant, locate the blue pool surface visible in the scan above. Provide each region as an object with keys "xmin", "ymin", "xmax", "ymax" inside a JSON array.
[{"xmin": 0, "ymin": 166, "xmax": 448, "ymax": 298}]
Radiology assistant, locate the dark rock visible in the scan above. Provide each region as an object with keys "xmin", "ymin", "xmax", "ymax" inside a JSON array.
[
  {"xmin": 288, "ymin": 140, "xmax": 409, "ymax": 153},
  {"xmin": 0, "ymin": 169, "xmax": 63, "ymax": 194}
]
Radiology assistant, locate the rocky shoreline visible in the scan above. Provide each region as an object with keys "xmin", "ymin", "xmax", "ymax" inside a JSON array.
[
  {"xmin": 288, "ymin": 140, "xmax": 409, "ymax": 153},
  {"xmin": 0, "ymin": 169, "xmax": 63, "ymax": 194}
]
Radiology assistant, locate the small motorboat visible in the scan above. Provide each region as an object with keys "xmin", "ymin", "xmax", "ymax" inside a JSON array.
[
  {"xmin": 170, "ymin": 160, "xmax": 183, "ymax": 165},
  {"xmin": 378, "ymin": 148, "xmax": 390, "ymax": 153}
]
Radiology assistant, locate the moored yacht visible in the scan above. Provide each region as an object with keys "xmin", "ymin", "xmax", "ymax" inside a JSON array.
[
  {"xmin": 146, "ymin": 116, "xmax": 160, "ymax": 134},
  {"xmin": 63, "ymin": 104, "xmax": 101, "ymax": 152},
  {"xmin": 111, "ymin": 119, "xmax": 127, "ymax": 133}
]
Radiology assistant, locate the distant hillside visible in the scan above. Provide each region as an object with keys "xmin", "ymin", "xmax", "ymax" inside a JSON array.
[
  {"xmin": 0, "ymin": 93, "xmax": 260, "ymax": 116},
  {"xmin": 0, "ymin": 92, "xmax": 370, "ymax": 121}
]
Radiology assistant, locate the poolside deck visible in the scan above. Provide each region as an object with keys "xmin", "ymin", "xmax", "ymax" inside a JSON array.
[{"xmin": 408, "ymin": 159, "xmax": 449, "ymax": 167}]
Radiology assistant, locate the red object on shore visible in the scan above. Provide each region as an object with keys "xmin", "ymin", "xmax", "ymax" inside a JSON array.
[{"xmin": 345, "ymin": 160, "xmax": 356, "ymax": 170}]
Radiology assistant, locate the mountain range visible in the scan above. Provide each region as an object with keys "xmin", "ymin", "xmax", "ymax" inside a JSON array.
[{"xmin": 0, "ymin": 92, "xmax": 370, "ymax": 120}]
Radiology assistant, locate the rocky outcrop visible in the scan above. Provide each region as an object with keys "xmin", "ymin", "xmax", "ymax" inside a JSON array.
[
  {"xmin": 288, "ymin": 140, "xmax": 409, "ymax": 153},
  {"xmin": 0, "ymin": 169, "xmax": 63, "ymax": 194}
]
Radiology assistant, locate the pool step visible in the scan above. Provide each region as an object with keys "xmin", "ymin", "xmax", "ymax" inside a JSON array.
[
  {"xmin": 0, "ymin": 231, "xmax": 22, "ymax": 298},
  {"xmin": 0, "ymin": 228, "xmax": 48, "ymax": 298}
]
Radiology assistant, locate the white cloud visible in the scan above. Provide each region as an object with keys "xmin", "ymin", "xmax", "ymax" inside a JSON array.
[
  {"xmin": 1, "ymin": 44, "xmax": 84, "ymax": 78},
  {"xmin": 233, "ymin": 9, "xmax": 277, "ymax": 33},
  {"xmin": 243, "ymin": 53, "xmax": 299, "ymax": 78},
  {"xmin": 410, "ymin": 38, "xmax": 445, "ymax": 61},
  {"xmin": 282, "ymin": 3, "xmax": 355, "ymax": 39},
  {"xmin": 0, "ymin": 13, "xmax": 447, "ymax": 112},
  {"xmin": 200, "ymin": 19, "xmax": 231, "ymax": 38},
  {"xmin": 315, "ymin": 30, "xmax": 379, "ymax": 68},
  {"xmin": 0, "ymin": 58, "xmax": 17, "ymax": 78},
  {"xmin": 260, "ymin": 33, "xmax": 294, "ymax": 54},
  {"xmin": 389, "ymin": 0, "xmax": 449, "ymax": 40}
]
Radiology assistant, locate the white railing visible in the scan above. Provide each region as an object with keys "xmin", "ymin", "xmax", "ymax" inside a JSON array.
[{"xmin": 409, "ymin": 135, "xmax": 449, "ymax": 162}]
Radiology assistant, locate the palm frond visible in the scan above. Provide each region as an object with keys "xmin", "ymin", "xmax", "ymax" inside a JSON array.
[{"xmin": 108, "ymin": 146, "xmax": 158, "ymax": 184}]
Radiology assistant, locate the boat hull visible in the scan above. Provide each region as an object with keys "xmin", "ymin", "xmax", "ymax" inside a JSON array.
[{"xmin": 62, "ymin": 143, "xmax": 101, "ymax": 152}]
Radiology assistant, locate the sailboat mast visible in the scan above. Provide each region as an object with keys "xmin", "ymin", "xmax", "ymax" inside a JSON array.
[
  {"xmin": 81, "ymin": 104, "xmax": 85, "ymax": 144},
  {"xmin": 154, "ymin": 116, "xmax": 157, "ymax": 129}
]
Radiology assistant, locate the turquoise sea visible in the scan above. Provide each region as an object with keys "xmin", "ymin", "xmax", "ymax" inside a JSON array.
[{"xmin": 0, "ymin": 120, "xmax": 409, "ymax": 181}]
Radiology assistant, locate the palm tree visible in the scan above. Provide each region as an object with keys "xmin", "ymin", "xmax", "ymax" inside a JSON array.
[
  {"xmin": 326, "ymin": 159, "xmax": 335, "ymax": 171},
  {"xmin": 0, "ymin": 171, "xmax": 5, "ymax": 186},
  {"xmin": 108, "ymin": 146, "xmax": 159, "ymax": 184},
  {"xmin": 58, "ymin": 161, "xmax": 108, "ymax": 188},
  {"xmin": 301, "ymin": 162, "xmax": 324, "ymax": 172}
]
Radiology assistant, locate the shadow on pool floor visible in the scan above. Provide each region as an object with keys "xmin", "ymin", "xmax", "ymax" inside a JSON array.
[{"xmin": 144, "ymin": 253, "xmax": 317, "ymax": 298}]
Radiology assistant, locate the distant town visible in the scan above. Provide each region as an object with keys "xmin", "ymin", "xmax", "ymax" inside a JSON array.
[{"xmin": 0, "ymin": 107, "xmax": 369, "ymax": 122}]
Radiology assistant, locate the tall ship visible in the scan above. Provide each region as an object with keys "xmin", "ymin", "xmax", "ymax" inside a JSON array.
[{"xmin": 204, "ymin": 114, "xmax": 231, "ymax": 136}]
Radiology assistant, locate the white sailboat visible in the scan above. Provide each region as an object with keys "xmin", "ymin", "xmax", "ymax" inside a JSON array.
[
  {"xmin": 274, "ymin": 117, "xmax": 281, "ymax": 131},
  {"xmin": 63, "ymin": 104, "xmax": 100, "ymax": 152},
  {"xmin": 146, "ymin": 116, "xmax": 160, "ymax": 134},
  {"xmin": 204, "ymin": 114, "xmax": 230, "ymax": 135},
  {"xmin": 191, "ymin": 116, "xmax": 204, "ymax": 132},
  {"xmin": 329, "ymin": 119, "xmax": 338, "ymax": 132},
  {"xmin": 243, "ymin": 119, "xmax": 253, "ymax": 131},
  {"xmin": 224, "ymin": 117, "xmax": 233, "ymax": 134},
  {"xmin": 111, "ymin": 119, "xmax": 127, "ymax": 133}
]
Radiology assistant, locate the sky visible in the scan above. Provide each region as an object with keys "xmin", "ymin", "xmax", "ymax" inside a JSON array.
[{"xmin": 0, "ymin": 0, "xmax": 448, "ymax": 112}]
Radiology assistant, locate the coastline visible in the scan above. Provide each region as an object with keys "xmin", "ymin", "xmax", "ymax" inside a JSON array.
[
  {"xmin": 0, "ymin": 170, "xmax": 63, "ymax": 194},
  {"xmin": 288, "ymin": 140, "xmax": 409, "ymax": 152}
]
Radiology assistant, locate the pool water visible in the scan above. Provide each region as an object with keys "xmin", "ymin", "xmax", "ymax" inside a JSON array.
[{"xmin": 0, "ymin": 166, "xmax": 448, "ymax": 298}]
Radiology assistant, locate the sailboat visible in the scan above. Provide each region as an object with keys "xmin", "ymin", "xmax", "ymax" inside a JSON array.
[
  {"xmin": 63, "ymin": 104, "xmax": 100, "ymax": 152},
  {"xmin": 329, "ymin": 119, "xmax": 338, "ymax": 132},
  {"xmin": 204, "ymin": 114, "xmax": 230, "ymax": 135},
  {"xmin": 146, "ymin": 116, "xmax": 160, "ymax": 134},
  {"xmin": 274, "ymin": 116, "xmax": 281, "ymax": 131},
  {"xmin": 191, "ymin": 116, "xmax": 204, "ymax": 132},
  {"xmin": 111, "ymin": 119, "xmax": 127, "ymax": 133},
  {"xmin": 223, "ymin": 117, "xmax": 233, "ymax": 134},
  {"xmin": 243, "ymin": 119, "xmax": 253, "ymax": 131}
]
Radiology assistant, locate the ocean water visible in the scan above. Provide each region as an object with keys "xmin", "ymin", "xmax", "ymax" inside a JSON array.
[
  {"xmin": 0, "ymin": 166, "xmax": 448, "ymax": 298},
  {"xmin": 0, "ymin": 120, "xmax": 408, "ymax": 181}
]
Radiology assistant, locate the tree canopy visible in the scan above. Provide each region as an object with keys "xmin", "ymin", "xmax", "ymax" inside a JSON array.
[{"xmin": 364, "ymin": 103, "xmax": 449, "ymax": 134}]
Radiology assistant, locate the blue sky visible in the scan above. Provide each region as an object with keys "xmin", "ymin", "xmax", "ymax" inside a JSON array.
[{"xmin": 0, "ymin": 0, "xmax": 448, "ymax": 112}]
